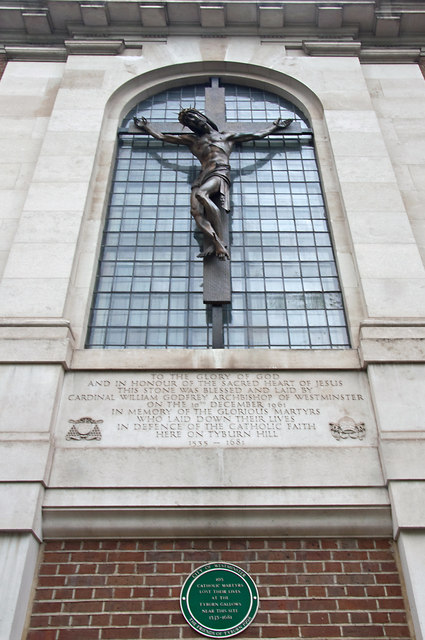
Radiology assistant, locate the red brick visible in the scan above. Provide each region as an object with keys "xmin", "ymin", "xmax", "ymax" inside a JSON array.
[
  {"xmin": 62, "ymin": 600, "xmax": 104, "ymax": 613},
  {"xmin": 326, "ymin": 586, "xmax": 346, "ymax": 597},
  {"xmin": 57, "ymin": 629, "xmax": 100, "ymax": 639},
  {"xmin": 54, "ymin": 588, "xmax": 75, "ymax": 599},
  {"xmin": 74, "ymin": 588, "xmax": 94, "ymax": 599},
  {"xmin": 342, "ymin": 625, "xmax": 385, "ymax": 637},
  {"xmin": 338, "ymin": 598, "xmax": 377, "ymax": 611},
  {"xmin": 67, "ymin": 575, "xmax": 106, "ymax": 587},
  {"xmin": 81, "ymin": 541, "xmax": 103, "ymax": 550},
  {"xmin": 389, "ymin": 611, "xmax": 408, "ymax": 623},
  {"xmin": 104, "ymin": 600, "xmax": 143, "ymax": 612},
  {"xmin": 131, "ymin": 613, "xmax": 150, "ymax": 625},
  {"xmin": 329, "ymin": 611, "xmax": 350, "ymax": 624},
  {"xmin": 27, "ymin": 631, "xmax": 57, "ymax": 640},
  {"xmin": 378, "ymin": 598, "xmax": 406, "ymax": 609},
  {"xmin": 300, "ymin": 625, "xmax": 341, "ymax": 637},
  {"xmin": 102, "ymin": 627, "xmax": 141, "ymax": 639},
  {"xmin": 147, "ymin": 587, "xmax": 168, "ymax": 598},
  {"xmin": 150, "ymin": 613, "xmax": 171, "ymax": 625},
  {"xmin": 309, "ymin": 611, "xmax": 329, "ymax": 624},
  {"xmin": 296, "ymin": 550, "xmax": 331, "ymax": 561},
  {"xmin": 145, "ymin": 574, "xmax": 181, "ymax": 586},
  {"xmin": 91, "ymin": 614, "xmax": 111, "ymax": 625},
  {"xmin": 144, "ymin": 599, "xmax": 179, "ymax": 612},
  {"xmin": 69, "ymin": 614, "xmax": 91, "ymax": 625},
  {"xmin": 259, "ymin": 625, "xmax": 299, "ymax": 637},
  {"xmin": 107, "ymin": 551, "xmax": 143, "ymax": 562},
  {"xmin": 155, "ymin": 540, "xmax": 175, "ymax": 550},
  {"xmin": 77, "ymin": 563, "xmax": 100, "ymax": 574},
  {"xmin": 268, "ymin": 611, "xmax": 289, "ymax": 624},
  {"xmin": 33, "ymin": 601, "xmax": 62, "ymax": 614},
  {"xmin": 39, "ymin": 564, "xmax": 58, "ymax": 575},
  {"xmin": 336, "ymin": 573, "xmax": 374, "ymax": 585},
  {"xmin": 113, "ymin": 587, "xmax": 133, "ymax": 598},
  {"xmin": 142, "ymin": 627, "xmax": 181, "ymax": 638},
  {"xmin": 173, "ymin": 562, "xmax": 193, "ymax": 573},
  {"xmin": 324, "ymin": 561, "xmax": 342, "ymax": 573},
  {"xmin": 289, "ymin": 612, "xmax": 309, "ymax": 624},
  {"xmin": 119, "ymin": 540, "xmax": 140, "ymax": 550},
  {"xmin": 35, "ymin": 588, "xmax": 54, "ymax": 600},
  {"xmin": 299, "ymin": 598, "xmax": 337, "ymax": 611},
  {"xmin": 366, "ymin": 585, "xmax": 386, "ymax": 597},
  {"xmin": 45, "ymin": 541, "xmax": 66, "ymax": 551},
  {"xmin": 267, "ymin": 561, "xmax": 287, "ymax": 572},
  {"xmin": 339, "ymin": 539, "xmax": 359, "ymax": 550},
  {"xmin": 303, "ymin": 540, "xmax": 322, "ymax": 550},
  {"xmin": 59, "ymin": 564, "xmax": 79, "ymax": 575},
  {"xmin": 106, "ymin": 575, "xmax": 143, "ymax": 586},
  {"xmin": 248, "ymin": 539, "xmax": 267, "ymax": 549},
  {"xmin": 384, "ymin": 625, "xmax": 412, "ymax": 637},
  {"xmin": 94, "ymin": 587, "xmax": 114, "ymax": 598},
  {"xmin": 98, "ymin": 562, "xmax": 119, "ymax": 576},
  {"xmin": 305, "ymin": 562, "xmax": 324, "ymax": 573},
  {"xmin": 111, "ymin": 613, "xmax": 131, "ymax": 625},
  {"xmin": 350, "ymin": 611, "xmax": 371, "ymax": 623},
  {"xmin": 43, "ymin": 552, "xmax": 72, "ymax": 563},
  {"xmin": 286, "ymin": 586, "xmax": 307, "ymax": 598},
  {"xmin": 322, "ymin": 540, "xmax": 339, "ymax": 549},
  {"xmin": 297, "ymin": 574, "xmax": 334, "ymax": 585},
  {"xmin": 345, "ymin": 585, "xmax": 366, "ymax": 597},
  {"xmin": 266, "ymin": 598, "xmax": 293, "ymax": 610},
  {"xmin": 71, "ymin": 551, "xmax": 106, "ymax": 562}
]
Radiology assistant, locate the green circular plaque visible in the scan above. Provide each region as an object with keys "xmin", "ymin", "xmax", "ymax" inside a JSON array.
[{"xmin": 180, "ymin": 562, "xmax": 259, "ymax": 638}]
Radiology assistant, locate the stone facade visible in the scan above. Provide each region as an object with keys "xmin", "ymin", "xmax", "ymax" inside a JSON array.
[{"xmin": 1, "ymin": 1, "xmax": 425, "ymax": 639}]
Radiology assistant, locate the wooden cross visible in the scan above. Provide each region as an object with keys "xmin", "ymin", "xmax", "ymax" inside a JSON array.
[{"xmin": 128, "ymin": 78, "xmax": 309, "ymax": 348}]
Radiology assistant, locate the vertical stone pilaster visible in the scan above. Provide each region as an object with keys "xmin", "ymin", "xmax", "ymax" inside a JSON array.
[{"xmin": 0, "ymin": 533, "xmax": 40, "ymax": 640}]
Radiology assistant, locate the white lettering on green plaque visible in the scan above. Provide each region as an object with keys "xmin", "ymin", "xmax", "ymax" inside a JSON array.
[{"xmin": 180, "ymin": 562, "xmax": 259, "ymax": 638}]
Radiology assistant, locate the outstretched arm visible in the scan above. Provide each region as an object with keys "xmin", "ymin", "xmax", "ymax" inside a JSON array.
[
  {"xmin": 226, "ymin": 117, "xmax": 293, "ymax": 143},
  {"xmin": 133, "ymin": 116, "xmax": 193, "ymax": 146}
]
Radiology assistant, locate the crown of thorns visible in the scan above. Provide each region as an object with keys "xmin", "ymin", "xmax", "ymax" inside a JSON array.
[{"xmin": 178, "ymin": 107, "xmax": 219, "ymax": 131}]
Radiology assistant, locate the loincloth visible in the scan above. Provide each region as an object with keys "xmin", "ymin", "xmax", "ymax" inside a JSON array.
[{"xmin": 192, "ymin": 163, "xmax": 231, "ymax": 212}]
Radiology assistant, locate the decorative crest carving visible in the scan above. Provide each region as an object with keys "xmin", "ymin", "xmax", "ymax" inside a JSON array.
[
  {"xmin": 329, "ymin": 416, "xmax": 366, "ymax": 441},
  {"xmin": 66, "ymin": 416, "xmax": 103, "ymax": 441}
]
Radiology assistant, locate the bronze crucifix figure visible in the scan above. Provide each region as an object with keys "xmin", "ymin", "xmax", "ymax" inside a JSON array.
[{"xmin": 133, "ymin": 108, "xmax": 292, "ymax": 262}]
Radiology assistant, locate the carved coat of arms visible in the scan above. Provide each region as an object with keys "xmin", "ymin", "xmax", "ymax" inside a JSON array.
[
  {"xmin": 66, "ymin": 417, "xmax": 103, "ymax": 441},
  {"xmin": 329, "ymin": 416, "xmax": 366, "ymax": 441}
]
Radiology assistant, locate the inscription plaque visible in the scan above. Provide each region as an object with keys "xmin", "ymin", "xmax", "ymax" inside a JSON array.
[
  {"xmin": 57, "ymin": 371, "xmax": 376, "ymax": 448},
  {"xmin": 180, "ymin": 562, "xmax": 259, "ymax": 638}
]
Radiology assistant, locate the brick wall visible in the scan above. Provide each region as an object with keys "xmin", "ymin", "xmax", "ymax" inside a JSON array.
[
  {"xmin": 0, "ymin": 53, "xmax": 6, "ymax": 81},
  {"xmin": 26, "ymin": 538, "xmax": 412, "ymax": 640},
  {"xmin": 420, "ymin": 60, "xmax": 425, "ymax": 80}
]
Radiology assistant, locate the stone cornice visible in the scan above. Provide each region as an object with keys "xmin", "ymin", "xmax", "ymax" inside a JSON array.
[{"xmin": 0, "ymin": 0, "xmax": 425, "ymax": 60}]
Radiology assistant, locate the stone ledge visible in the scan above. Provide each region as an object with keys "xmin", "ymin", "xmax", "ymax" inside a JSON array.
[
  {"xmin": 0, "ymin": 318, "xmax": 74, "ymax": 367},
  {"xmin": 359, "ymin": 319, "xmax": 425, "ymax": 365},
  {"xmin": 302, "ymin": 40, "xmax": 361, "ymax": 57},
  {"xmin": 71, "ymin": 347, "xmax": 361, "ymax": 370},
  {"xmin": 42, "ymin": 505, "xmax": 392, "ymax": 539},
  {"xmin": 389, "ymin": 481, "xmax": 425, "ymax": 539},
  {"xmin": 0, "ymin": 483, "xmax": 44, "ymax": 541}
]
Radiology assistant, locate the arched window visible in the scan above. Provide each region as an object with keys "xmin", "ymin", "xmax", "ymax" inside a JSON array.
[{"xmin": 86, "ymin": 80, "xmax": 349, "ymax": 349}]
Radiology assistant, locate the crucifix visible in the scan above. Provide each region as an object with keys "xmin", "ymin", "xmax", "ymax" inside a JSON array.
[{"xmin": 130, "ymin": 78, "xmax": 303, "ymax": 348}]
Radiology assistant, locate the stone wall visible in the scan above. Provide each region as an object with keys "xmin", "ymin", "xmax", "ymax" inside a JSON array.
[
  {"xmin": 0, "ymin": 53, "xmax": 6, "ymax": 81},
  {"xmin": 26, "ymin": 538, "xmax": 412, "ymax": 640}
]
